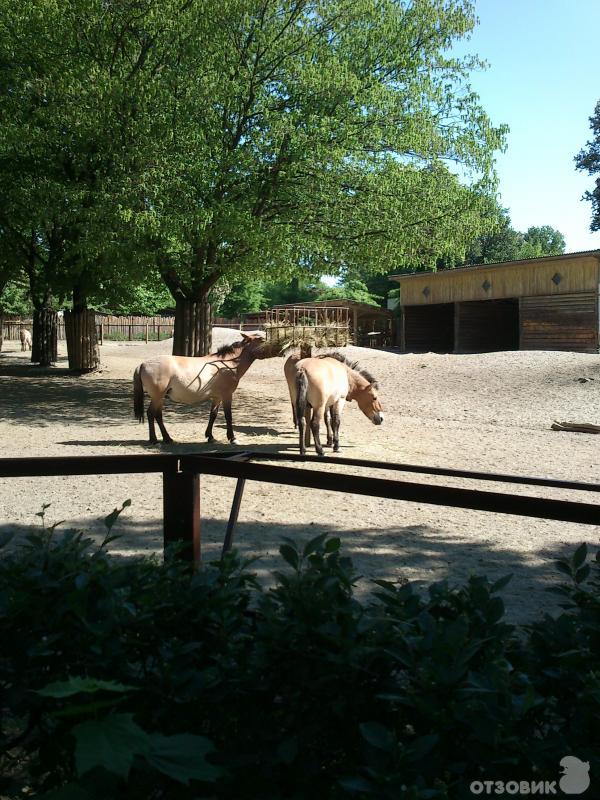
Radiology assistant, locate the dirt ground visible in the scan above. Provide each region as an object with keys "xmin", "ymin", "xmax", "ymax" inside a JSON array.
[{"xmin": 1, "ymin": 330, "xmax": 599, "ymax": 623}]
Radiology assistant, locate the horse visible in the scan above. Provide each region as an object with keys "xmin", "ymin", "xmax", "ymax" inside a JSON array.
[
  {"xmin": 19, "ymin": 329, "xmax": 32, "ymax": 351},
  {"xmin": 285, "ymin": 352, "xmax": 383, "ymax": 456},
  {"xmin": 133, "ymin": 333, "xmax": 270, "ymax": 444}
]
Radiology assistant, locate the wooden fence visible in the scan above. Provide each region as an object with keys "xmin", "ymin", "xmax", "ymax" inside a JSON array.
[
  {"xmin": 0, "ymin": 451, "xmax": 598, "ymax": 564},
  {"xmin": 1, "ymin": 315, "xmax": 176, "ymax": 343}
]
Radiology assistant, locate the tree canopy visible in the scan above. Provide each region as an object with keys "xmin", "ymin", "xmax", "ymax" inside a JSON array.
[
  {"xmin": 1, "ymin": 0, "xmax": 509, "ymax": 354},
  {"xmin": 575, "ymin": 100, "xmax": 600, "ymax": 232}
]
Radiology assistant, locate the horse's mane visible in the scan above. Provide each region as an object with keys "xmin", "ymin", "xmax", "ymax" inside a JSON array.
[
  {"xmin": 215, "ymin": 339, "xmax": 247, "ymax": 357},
  {"xmin": 318, "ymin": 351, "xmax": 378, "ymax": 388}
]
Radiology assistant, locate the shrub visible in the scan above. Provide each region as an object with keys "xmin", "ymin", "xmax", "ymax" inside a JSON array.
[{"xmin": 0, "ymin": 516, "xmax": 598, "ymax": 799}]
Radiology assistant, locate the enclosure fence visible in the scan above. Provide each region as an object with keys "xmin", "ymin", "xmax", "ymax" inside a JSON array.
[
  {"xmin": 1, "ymin": 315, "xmax": 176, "ymax": 343},
  {"xmin": 0, "ymin": 452, "xmax": 597, "ymax": 563}
]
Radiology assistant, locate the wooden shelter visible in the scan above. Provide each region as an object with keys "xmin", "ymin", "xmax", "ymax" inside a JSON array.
[
  {"xmin": 391, "ymin": 250, "xmax": 600, "ymax": 353},
  {"xmin": 270, "ymin": 299, "xmax": 394, "ymax": 347}
]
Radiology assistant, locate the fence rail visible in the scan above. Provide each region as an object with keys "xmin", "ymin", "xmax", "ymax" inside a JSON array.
[
  {"xmin": 1, "ymin": 452, "xmax": 598, "ymax": 564},
  {"xmin": 1, "ymin": 316, "xmax": 176, "ymax": 343}
]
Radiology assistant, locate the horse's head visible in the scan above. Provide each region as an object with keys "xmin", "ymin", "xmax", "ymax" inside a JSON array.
[
  {"xmin": 353, "ymin": 382, "xmax": 384, "ymax": 425},
  {"xmin": 241, "ymin": 332, "xmax": 273, "ymax": 359}
]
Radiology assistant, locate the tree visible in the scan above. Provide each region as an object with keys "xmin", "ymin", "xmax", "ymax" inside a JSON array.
[
  {"xmin": 119, "ymin": 0, "xmax": 506, "ymax": 354},
  {"xmin": 521, "ymin": 226, "xmax": 565, "ymax": 258},
  {"xmin": 462, "ymin": 211, "xmax": 565, "ymax": 266},
  {"xmin": 0, "ymin": 0, "xmax": 168, "ymax": 368},
  {"xmin": 575, "ymin": 100, "xmax": 600, "ymax": 232},
  {"xmin": 315, "ymin": 278, "xmax": 380, "ymax": 306}
]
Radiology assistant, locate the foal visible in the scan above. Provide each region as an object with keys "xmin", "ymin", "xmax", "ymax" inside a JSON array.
[
  {"xmin": 133, "ymin": 333, "xmax": 269, "ymax": 444},
  {"xmin": 20, "ymin": 329, "xmax": 32, "ymax": 351},
  {"xmin": 285, "ymin": 352, "xmax": 383, "ymax": 456}
]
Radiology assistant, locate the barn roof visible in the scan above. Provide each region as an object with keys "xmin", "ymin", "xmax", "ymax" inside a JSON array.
[{"xmin": 389, "ymin": 249, "xmax": 600, "ymax": 282}]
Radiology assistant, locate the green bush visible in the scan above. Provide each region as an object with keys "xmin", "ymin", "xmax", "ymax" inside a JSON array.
[{"xmin": 0, "ymin": 514, "xmax": 598, "ymax": 799}]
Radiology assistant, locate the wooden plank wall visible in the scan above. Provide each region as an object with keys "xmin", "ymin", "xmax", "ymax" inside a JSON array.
[
  {"xmin": 404, "ymin": 303, "xmax": 454, "ymax": 352},
  {"xmin": 455, "ymin": 300, "xmax": 519, "ymax": 353},
  {"xmin": 396, "ymin": 254, "xmax": 600, "ymax": 306},
  {"xmin": 520, "ymin": 293, "xmax": 598, "ymax": 352}
]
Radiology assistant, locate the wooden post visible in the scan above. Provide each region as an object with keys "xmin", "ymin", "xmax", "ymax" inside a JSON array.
[
  {"xmin": 353, "ymin": 308, "xmax": 358, "ymax": 344},
  {"xmin": 129, "ymin": 323, "xmax": 132, "ymax": 341},
  {"xmin": 163, "ymin": 469, "xmax": 201, "ymax": 563},
  {"xmin": 145, "ymin": 322, "xmax": 149, "ymax": 343},
  {"xmin": 100, "ymin": 323, "xmax": 104, "ymax": 346},
  {"xmin": 453, "ymin": 302, "xmax": 460, "ymax": 354}
]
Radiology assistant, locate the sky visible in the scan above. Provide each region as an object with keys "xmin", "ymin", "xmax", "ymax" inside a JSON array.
[{"xmin": 453, "ymin": 0, "xmax": 600, "ymax": 253}]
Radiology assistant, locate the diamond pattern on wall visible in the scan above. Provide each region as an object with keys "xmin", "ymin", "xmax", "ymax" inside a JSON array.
[
  {"xmin": 422, "ymin": 286, "xmax": 430, "ymax": 297},
  {"xmin": 552, "ymin": 272, "xmax": 562, "ymax": 285},
  {"xmin": 482, "ymin": 279, "xmax": 491, "ymax": 291}
]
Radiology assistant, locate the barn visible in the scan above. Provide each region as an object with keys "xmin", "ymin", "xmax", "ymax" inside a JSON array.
[{"xmin": 391, "ymin": 250, "xmax": 600, "ymax": 353}]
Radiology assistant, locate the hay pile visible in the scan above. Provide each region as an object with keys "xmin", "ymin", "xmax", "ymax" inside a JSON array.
[{"xmin": 264, "ymin": 320, "xmax": 350, "ymax": 353}]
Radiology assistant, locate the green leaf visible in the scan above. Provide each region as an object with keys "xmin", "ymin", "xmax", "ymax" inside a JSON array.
[
  {"xmin": 403, "ymin": 734, "xmax": 439, "ymax": 763},
  {"xmin": 575, "ymin": 564, "xmax": 591, "ymax": 584},
  {"xmin": 279, "ymin": 543, "xmax": 299, "ymax": 569},
  {"xmin": 359, "ymin": 721, "xmax": 395, "ymax": 752},
  {"xmin": 73, "ymin": 713, "xmax": 149, "ymax": 779},
  {"xmin": 36, "ymin": 677, "xmax": 136, "ymax": 698},
  {"xmin": 303, "ymin": 532, "xmax": 328, "ymax": 557},
  {"xmin": 145, "ymin": 733, "xmax": 221, "ymax": 785},
  {"xmin": 572, "ymin": 542, "xmax": 588, "ymax": 568}
]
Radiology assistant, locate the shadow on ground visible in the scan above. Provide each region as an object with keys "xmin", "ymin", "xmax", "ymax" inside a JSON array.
[{"xmin": 2, "ymin": 511, "xmax": 592, "ymax": 625}]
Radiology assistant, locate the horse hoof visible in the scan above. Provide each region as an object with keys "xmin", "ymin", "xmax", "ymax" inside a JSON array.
[
  {"xmin": 163, "ymin": 437, "xmax": 174, "ymax": 444},
  {"xmin": 206, "ymin": 436, "xmax": 216, "ymax": 443},
  {"xmin": 229, "ymin": 438, "xmax": 237, "ymax": 445},
  {"xmin": 316, "ymin": 449, "xmax": 325, "ymax": 457},
  {"xmin": 333, "ymin": 445, "xmax": 340, "ymax": 453},
  {"xmin": 149, "ymin": 438, "xmax": 158, "ymax": 445}
]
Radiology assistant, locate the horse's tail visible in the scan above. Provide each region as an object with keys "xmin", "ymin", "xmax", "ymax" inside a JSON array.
[
  {"xmin": 295, "ymin": 370, "xmax": 308, "ymax": 422},
  {"xmin": 133, "ymin": 366, "xmax": 145, "ymax": 422}
]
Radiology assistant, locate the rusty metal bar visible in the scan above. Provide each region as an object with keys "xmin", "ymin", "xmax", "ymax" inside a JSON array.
[
  {"xmin": 180, "ymin": 455, "xmax": 600, "ymax": 526},
  {"xmin": 222, "ymin": 478, "xmax": 247, "ymax": 557}
]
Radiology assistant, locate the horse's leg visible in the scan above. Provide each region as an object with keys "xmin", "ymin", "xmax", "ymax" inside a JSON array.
[
  {"xmin": 205, "ymin": 400, "xmax": 220, "ymax": 442},
  {"xmin": 298, "ymin": 409, "xmax": 306, "ymax": 455},
  {"xmin": 324, "ymin": 408, "xmax": 333, "ymax": 447},
  {"xmin": 310, "ymin": 406, "xmax": 326, "ymax": 457},
  {"xmin": 223, "ymin": 396, "xmax": 236, "ymax": 444},
  {"xmin": 330, "ymin": 403, "xmax": 342, "ymax": 452},
  {"xmin": 155, "ymin": 407, "xmax": 173, "ymax": 444},
  {"xmin": 147, "ymin": 402, "xmax": 158, "ymax": 444},
  {"xmin": 291, "ymin": 402, "xmax": 297, "ymax": 428},
  {"xmin": 304, "ymin": 409, "xmax": 311, "ymax": 447}
]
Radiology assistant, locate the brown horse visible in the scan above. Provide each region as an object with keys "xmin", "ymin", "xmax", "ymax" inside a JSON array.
[
  {"xmin": 285, "ymin": 352, "xmax": 383, "ymax": 456},
  {"xmin": 133, "ymin": 333, "xmax": 269, "ymax": 444}
]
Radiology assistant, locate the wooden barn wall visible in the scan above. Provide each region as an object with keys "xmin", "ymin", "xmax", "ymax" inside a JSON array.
[
  {"xmin": 456, "ymin": 300, "xmax": 519, "ymax": 353},
  {"xmin": 403, "ymin": 303, "xmax": 454, "ymax": 352},
  {"xmin": 397, "ymin": 256, "xmax": 600, "ymax": 306},
  {"xmin": 520, "ymin": 293, "xmax": 598, "ymax": 352}
]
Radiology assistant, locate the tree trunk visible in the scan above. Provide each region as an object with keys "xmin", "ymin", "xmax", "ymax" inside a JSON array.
[
  {"xmin": 0, "ymin": 312, "xmax": 3, "ymax": 352},
  {"xmin": 31, "ymin": 307, "xmax": 58, "ymax": 366},
  {"xmin": 172, "ymin": 297, "xmax": 212, "ymax": 356},
  {"xmin": 64, "ymin": 309, "xmax": 100, "ymax": 372}
]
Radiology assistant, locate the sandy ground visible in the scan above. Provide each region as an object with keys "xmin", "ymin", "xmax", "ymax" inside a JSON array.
[{"xmin": 1, "ymin": 330, "xmax": 599, "ymax": 623}]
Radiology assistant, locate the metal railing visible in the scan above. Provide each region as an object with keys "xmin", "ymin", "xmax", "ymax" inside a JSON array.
[{"xmin": 0, "ymin": 452, "xmax": 598, "ymax": 563}]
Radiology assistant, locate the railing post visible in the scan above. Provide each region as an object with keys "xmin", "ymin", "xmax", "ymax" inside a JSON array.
[{"xmin": 163, "ymin": 468, "xmax": 201, "ymax": 564}]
